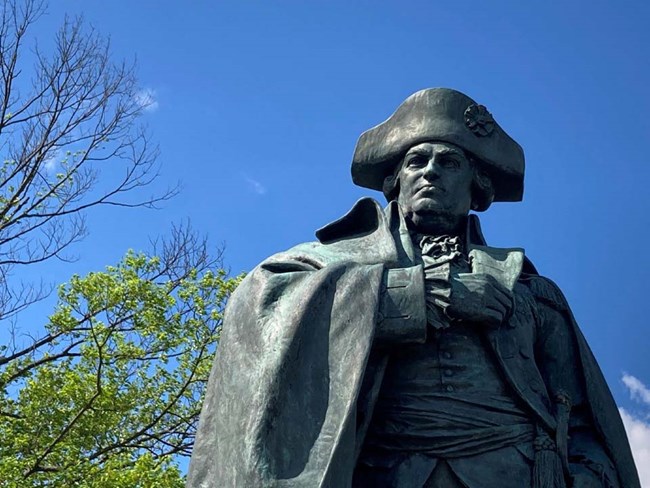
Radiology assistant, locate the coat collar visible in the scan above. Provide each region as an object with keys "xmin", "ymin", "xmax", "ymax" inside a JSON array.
[
  {"xmin": 315, "ymin": 197, "xmax": 527, "ymax": 289},
  {"xmin": 316, "ymin": 198, "xmax": 488, "ymax": 247},
  {"xmin": 316, "ymin": 198, "xmax": 559, "ymax": 434}
]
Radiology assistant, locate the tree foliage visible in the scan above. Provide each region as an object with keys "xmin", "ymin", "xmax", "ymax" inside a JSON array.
[
  {"xmin": 0, "ymin": 227, "xmax": 241, "ymax": 486},
  {"xmin": 0, "ymin": 2, "xmax": 235, "ymax": 485}
]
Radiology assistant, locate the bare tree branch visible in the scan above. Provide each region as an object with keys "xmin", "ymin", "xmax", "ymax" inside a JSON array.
[{"xmin": 0, "ymin": 0, "xmax": 178, "ymax": 323}]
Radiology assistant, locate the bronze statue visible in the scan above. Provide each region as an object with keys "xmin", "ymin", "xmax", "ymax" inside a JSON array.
[{"xmin": 187, "ymin": 88, "xmax": 640, "ymax": 487}]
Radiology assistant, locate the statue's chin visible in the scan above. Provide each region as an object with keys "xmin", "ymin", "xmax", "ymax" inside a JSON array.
[{"xmin": 406, "ymin": 209, "xmax": 466, "ymax": 236}]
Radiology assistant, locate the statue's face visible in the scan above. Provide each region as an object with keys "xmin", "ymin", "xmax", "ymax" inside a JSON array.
[{"xmin": 397, "ymin": 141, "xmax": 474, "ymax": 233}]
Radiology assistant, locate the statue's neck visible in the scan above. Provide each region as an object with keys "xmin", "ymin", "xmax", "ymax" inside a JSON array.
[{"xmin": 405, "ymin": 213, "xmax": 467, "ymax": 238}]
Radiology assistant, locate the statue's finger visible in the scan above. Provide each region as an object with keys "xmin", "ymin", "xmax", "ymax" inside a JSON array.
[
  {"xmin": 482, "ymin": 308, "xmax": 504, "ymax": 327},
  {"xmin": 492, "ymin": 288, "xmax": 514, "ymax": 309},
  {"xmin": 486, "ymin": 301, "xmax": 506, "ymax": 316}
]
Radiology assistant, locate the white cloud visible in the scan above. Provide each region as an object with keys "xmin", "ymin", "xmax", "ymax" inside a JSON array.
[
  {"xmin": 44, "ymin": 156, "xmax": 57, "ymax": 172},
  {"xmin": 134, "ymin": 88, "xmax": 159, "ymax": 112},
  {"xmin": 623, "ymin": 373, "xmax": 650, "ymax": 406},
  {"xmin": 243, "ymin": 175, "xmax": 266, "ymax": 195},
  {"xmin": 620, "ymin": 408, "xmax": 650, "ymax": 487},
  {"xmin": 43, "ymin": 149, "xmax": 62, "ymax": 172},
  {"xmin": 621, "ymin": 374, "xmax": 650, "ymax": 486}
]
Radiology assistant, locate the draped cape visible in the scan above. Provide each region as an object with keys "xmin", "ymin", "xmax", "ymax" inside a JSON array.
[{"xmin": 187, "ymin": 198, "xmax": 640, "ymax": 488}]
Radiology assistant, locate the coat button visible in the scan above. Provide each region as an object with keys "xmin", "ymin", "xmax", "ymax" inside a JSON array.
[
  {"xmin": 444, "ymin": 369, "xmax": 453, "ymax": 377},
  {"xmin": 446, "ymin": 385, "xmax": 454, "ymax": 392},
  {"xmin": 442, "ymin": 352, "xmax": 452, "ymax": 359}
]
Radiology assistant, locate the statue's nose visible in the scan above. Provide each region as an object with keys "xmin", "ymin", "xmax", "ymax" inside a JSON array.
[{"xmin": 423, "ymin": 159, "xmax": 441, "ymax": 179}]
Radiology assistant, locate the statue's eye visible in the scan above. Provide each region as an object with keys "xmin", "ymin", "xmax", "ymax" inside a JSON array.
[
  {"xmin": 440, "ymin": 158, "xmax": 460, "ymax": 169},
  {"xmin": 407, "ymin": 156, "xmax": 427, "ymax": 168}
]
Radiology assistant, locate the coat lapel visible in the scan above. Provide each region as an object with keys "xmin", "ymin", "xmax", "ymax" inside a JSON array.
[
  {"xmin": 469, "ymin": 245, "xmax": 557, "ymax": 432},
  {"xmin": 467, "ymin": 245, "xmax": 524, "ymax": 291},
  {"xmin": 318, "ymin": 201, "xmax": 559, "ymax": 439}
]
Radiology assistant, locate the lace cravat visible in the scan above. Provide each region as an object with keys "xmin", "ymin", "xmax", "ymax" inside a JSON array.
[{"xmin": 413, "ymin": 234, "xmax": 469, "ymax": 329}]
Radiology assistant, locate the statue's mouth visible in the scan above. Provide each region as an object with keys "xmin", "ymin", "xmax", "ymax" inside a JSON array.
[{"xmin": 417, "ymin": 185, "xmax": 446, "ymax": 195}]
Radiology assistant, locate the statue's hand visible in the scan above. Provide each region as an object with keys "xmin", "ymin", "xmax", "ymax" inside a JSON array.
[
  {"xmin": 447, "ymin": 273, "xmax": 513, "ymax": 327},
  {"xmin": 569, "ymin": 463, "xmax": 611, "ymax": 488},
  {"xmin": 570, "ymin": 471, "xmax": 605, "ymax": 488}
]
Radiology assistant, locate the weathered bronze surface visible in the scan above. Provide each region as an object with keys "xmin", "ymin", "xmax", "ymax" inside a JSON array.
[{"xmin": 187, "ymin": 88, "xmax": 640, "ymax": 488}]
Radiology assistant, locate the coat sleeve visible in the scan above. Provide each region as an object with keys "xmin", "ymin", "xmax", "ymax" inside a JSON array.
[
  {"xmin": 529, "ymin": 276, "xmax": 640, "ymax": 488},
  {"xmin": 187, "ymin": 251, "xmax": 426, "ymax": 488}
]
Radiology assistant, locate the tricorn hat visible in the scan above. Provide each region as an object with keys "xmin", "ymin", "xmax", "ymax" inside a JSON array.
[{"xmin": 351, "ymin": 88, "xmax": 525, "ymax": 202}]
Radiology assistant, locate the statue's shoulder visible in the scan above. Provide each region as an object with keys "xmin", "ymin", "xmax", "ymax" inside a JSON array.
[
  {"xmin": 315, "ymin": 197, "xmax": 386, "ymax": 244},
  {"xmin": 272, "ymin": 197, "xmax": 399, "ymax": 268},
  {"xmin": 254, "ymin": 198, "xmax": 386, "ymax": 270}
]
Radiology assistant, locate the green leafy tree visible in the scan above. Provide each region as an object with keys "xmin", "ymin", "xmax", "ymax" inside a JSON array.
[
  {"xmin": 0, "ymin": 2, "xmax": 232, "ymax": 484},
  {"xmin": 0, "ymin": 227, "xmax": 242, "ymax": 486}
]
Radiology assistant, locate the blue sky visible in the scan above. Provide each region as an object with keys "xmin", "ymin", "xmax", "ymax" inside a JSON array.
[{"xmin": 16, "ymin": 0, "xmax": 650, "ymax": 482}]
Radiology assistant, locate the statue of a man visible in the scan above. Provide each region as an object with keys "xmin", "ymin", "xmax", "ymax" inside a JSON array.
[{"xmin": 187, "ymin": 89, "xmax": 640, "ymax": 488}]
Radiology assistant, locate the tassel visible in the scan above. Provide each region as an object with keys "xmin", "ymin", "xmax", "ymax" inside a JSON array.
[
  {"xmin": 554, "ymin": 390, "xmax": 572, "ymax": 474},
  {"xmin": 533, "ymin": 428, "xmax": 567, "ymax": 488}
]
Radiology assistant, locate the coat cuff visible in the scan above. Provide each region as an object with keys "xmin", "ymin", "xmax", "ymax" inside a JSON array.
[{"xmin": 375, "ymin": 265, "xmax": 427, "ymax": 345}]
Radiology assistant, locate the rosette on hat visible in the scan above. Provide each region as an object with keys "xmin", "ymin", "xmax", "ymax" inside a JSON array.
[{"xmin": 351, "ymin": 88, "xmax": 525, "ymax": 203}]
